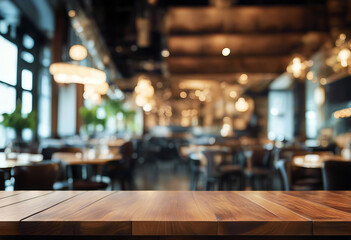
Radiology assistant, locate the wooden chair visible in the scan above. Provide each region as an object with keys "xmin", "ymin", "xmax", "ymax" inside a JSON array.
[
  {"xmin": 102, "ymin": 141, "xmax": 135, "ymax": 190},
  {"xmin": 245, "ymin": 148, "xmax": 274, "ymax": 190},
  {"xmin": 322, "ymin": 160, "xmax": 351, "ymax": 190},
  {"xmin": 13, "ymin": 163, "xmax": 59, "ymax": 190},
  {"xmin": 275, "ymin": 159, "xmax": 322, "ymax": 191},
  {"xmin": 0, "ymin": 170, "xmax": 5, "ymax": 190},
  {"xmin": 202, "ymin": 149, "xmax": 244, "ymax": 190}
]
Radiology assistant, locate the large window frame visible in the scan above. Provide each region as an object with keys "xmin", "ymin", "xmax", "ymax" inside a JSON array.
[{"xmin": 0, "ymin": 17, "xmax": 46, "ymax": 146}]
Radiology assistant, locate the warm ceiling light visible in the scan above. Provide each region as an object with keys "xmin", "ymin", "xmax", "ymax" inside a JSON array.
[
  {"xmin": 180, "ymin": 91, "xmax": 187, "ymax": 98},
  {"xmin": 161, "ymin": 49, "xmax": 170, "ymax": 58},
  {"xmin": 235, "ymin": 97, "xmax": 249, "ymax": 112},
  {"xmin": 143, "ymin": 104, "xmax": 152, "ymax": 112},
  {"xmin": 85, "ymin": 82, "xmax": 109, "ymax": 95},
  {"xmin": 49, "ymin": 63, "xmax": 106, "ymax": 85},
  {"xmin": 337, "ymin": 48, "xmax": 351, "ymax": 67},
  {"xmin": 306, "ymin": 71, "xmax": 314, "ymax": 80},
  {"xmin": 320, "ymin": 78, "xmax": 327, "ymax": 85},
  {"xmin": 334, "ymin": 107, "xmax": 351, "ymax": 119},
  {"xmin": 314, "ymin": 86, "xmax": 325, "ymax": 105},
  {"xmin": 69, "ymin": 45, "xmax": 88, "ymax": 61},
  {"xmin": 222, "ymin": 48, "xmax": 230, "ymax": 56},
  {"xmin": 68, "ymin": 10, "xmax": 76, "ymax": 18},
  {"xmin": 238, "ymin": 74, "xmax": 248, "ymax": 85},
  {"xmin": 286, "ymin": 57, "xmax": 307, "ymax": 78},
  {"xmin": 229, "ymin": 90, "xmax": 237, "ymax": 98}
]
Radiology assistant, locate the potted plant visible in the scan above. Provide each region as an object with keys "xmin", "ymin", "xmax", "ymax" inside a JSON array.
[
  {"xmin": 79, "ymin": 105, "xmax": 106, "ymax": 138},
  {"xmin": 0, "ymin": 104, "xmax": 36, "ymax": 141}
]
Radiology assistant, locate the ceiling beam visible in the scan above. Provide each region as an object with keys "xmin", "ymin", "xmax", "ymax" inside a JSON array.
[
  {"xmin": 165, "ymin": 6, "xmax": 328, "ymax": 34},
  {"xmin": 166, "ymin": 56, "xmax": 291, "ymax": 74},
  {"xmin": 167, "ymin": 33, "xmax": 329, "ymax": 57}
]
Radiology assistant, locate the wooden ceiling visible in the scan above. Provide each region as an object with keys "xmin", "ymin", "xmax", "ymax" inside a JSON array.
[
  {"xmin": 165, "ymin": 5, "xmax": 329, "ymax": 84},
  {"xmin": 86, "ymin": 0, "xmax": 330, "ymax": 91}
]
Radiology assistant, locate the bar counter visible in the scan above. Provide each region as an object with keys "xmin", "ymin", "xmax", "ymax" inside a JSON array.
[{"xmin": 1, "ymin": 191, "xmax": 351, "ymax": 239}]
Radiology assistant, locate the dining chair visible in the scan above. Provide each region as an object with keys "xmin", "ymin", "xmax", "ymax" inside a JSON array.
[
  {"xmin": 102, "ymin": 141, "xmax": 135, "ymax": 190},
  {"xmin": 322, "ymin": 160, "xmax": 351, "ymax": 190},
  {"xmin": 202, "ymin": 149, "xmax": 244, "ymax": 190},
  {"xmin": 275, "ymin": 159, "xmax": 322, "ymax": 191},
  {"xmin": 13, "ymin": 163, "xmax": 59, "ymax": 190},
  {"xmin": 0, "ymin": 170, "xmax": 5, "ymax": 190},
  {"xmin": 245, "ymin": 147, "xmax": 274, "ymax": 190}
]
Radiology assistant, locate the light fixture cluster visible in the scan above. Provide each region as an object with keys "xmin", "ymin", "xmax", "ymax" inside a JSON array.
[
  {"xmin": 286, "ymin": 56, "xmax": 311, "ymax": 79},
  {"xmin": 327, "ymin": 33, "xmax": 351, "ymax": 71},
  {"xmin": 134, "ymin": 76, "xmax": 155, "ymax": 112},
  {"xmin": 334, "ymin": 108, "xmax": 351, "ymax": 119},
  {"xmin": 49, "ymin": 45, "xmax": 109, "ymax": 104}
]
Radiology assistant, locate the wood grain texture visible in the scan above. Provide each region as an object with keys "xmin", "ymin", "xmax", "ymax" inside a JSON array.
[
  {"xmin": 194, "ymin": 191, "xmax": 311, "ymax": 235},
  {"xmin": 254, "ymin": 191, "xmax": 351, "ymax": 235},
  {"xmin": 21, "ymin": 191, "xmax": 115, "ymax": 235},
  {"xmin": 131, "ymin": 191, "xmax": 217, "ymax": 235},
  {"xmin": 0, "ymin": 191, "xmax": 351, "ymax": 236},
  {"xmin": 0, "ymin": 191, "xmax": 81, "ymax": 235}
]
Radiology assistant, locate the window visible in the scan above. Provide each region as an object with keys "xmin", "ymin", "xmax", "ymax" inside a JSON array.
[
  {"xmin": 0, "ymin": 35, "xmax": 17, "ymax": 86},
  {"xmin": 38, "ymin": 73, "xmax": 51, "ymax": 138},
  {"xmin": 0, "ymin": 25, "xmax": 41, "ymax": 147}
]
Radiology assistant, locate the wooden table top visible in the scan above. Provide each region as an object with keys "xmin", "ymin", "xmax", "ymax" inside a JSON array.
[
  {"xmin": 293, "ymin": 154, "xmax": 347, "ymax": 168},
  {"xmin": 52, "ymin": 152, "xmax": 122, "ymax": 165},
  {"xmin": 1, "ymin": 191, "xmax": 351, "ymax": 236}
]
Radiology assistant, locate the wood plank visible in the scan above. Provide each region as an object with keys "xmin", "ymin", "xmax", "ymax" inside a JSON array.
[
  {"xmin": 286, "ymin": 191, "xmax": 351, "ymax": 213},
  {"xmin": 0, "ymin": 191, "xmax": 52, "ymax": 208},
  {"xmin": 132, "ymin": 191, "xmax": 217, "ymax": 235},
  {"xmin": 0, "ymin": 191, "xmax": 82, "ymax": 235},
  {"xmin": 22, "ymin": 191, "xmax": 148, "ymax": 236},
  {"xmin": 21, "ymin": 191, "xmax": 115, "ymax": 235},
  {"xmin": 193, "ymin": 191, "xmax": 311, "ymax": 235},
  {"xmin": 0, "ymin": 191, "xmax": 25, "ymax": 200},
  {"xmin": 254, "ymin": 191, "xmax": 351, "ymax": 235}
]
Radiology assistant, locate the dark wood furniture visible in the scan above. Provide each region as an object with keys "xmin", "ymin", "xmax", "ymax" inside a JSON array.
[
  {"xmin": 12, "ymin": 163, "xmax": 59, "ymax": 190},
  {"xmin": 322, "ymin": 160, "xmax": 351, "ymax": 190},
  {"xmin": 1, "ymin": 191, "xmax": 351, "ymax": 239}
]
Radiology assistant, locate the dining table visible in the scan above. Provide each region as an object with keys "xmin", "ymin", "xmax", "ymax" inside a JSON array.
[
  {"xmin": 52, "ymin": 151, "xmax": 122, "ymax": 166},
  {"xmin": 0, "ymin": 152, "xmax": 43, "ymax": 170},
  {"xmin": 293, "ymin": 153, "xmax": 348, "ymax": 168},
  {"xmin": 0, "ymin": 190, "xmax": 351, "ymax": 239}
]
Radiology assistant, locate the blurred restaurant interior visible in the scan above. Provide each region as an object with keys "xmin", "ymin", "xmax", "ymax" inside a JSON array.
[{"xmin": 1, "ymin": 0, "xmax": 351, "ymax": 192}]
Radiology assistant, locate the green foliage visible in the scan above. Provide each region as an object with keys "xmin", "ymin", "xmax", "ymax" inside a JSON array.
[
  {"xmin": 79, "ymin": 105, "xmax": 106, "ymax": 128},
  {"xmin": 0, "ymin": 105, "xmax": 36, "ymax": 131},
  {"xmin": 104, "ymin": 98, "xmax": 124, "ymax": 117},
  {"xmin": 104, "ymin": 98, "xmax": 136, "ymax": 120}
]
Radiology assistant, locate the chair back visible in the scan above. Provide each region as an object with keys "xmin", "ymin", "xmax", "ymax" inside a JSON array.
[
  {"xmin": 40, "ymin": 147, "xmax": 60, "ymax": 160},
  {"xmin": 202, "ymin": 149, "xmax": 232, "ymax": 177},
  {"xmin": 322, "ymin": 160, "xmax": 351, "ymax": 190},
  {"xmin": 0, "ymin": 170, "xmax": 5, "ymax": 190},
  {"xmin": 13, "ymin": 163, "xmax": 59, "ymax": 190},
  {"xmin": 275, "ymin": 159, "xmax": 292, "ymax": 191}
]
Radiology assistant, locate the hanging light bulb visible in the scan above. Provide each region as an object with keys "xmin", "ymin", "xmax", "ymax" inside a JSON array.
[
  {"xmin": 222, "ymin": 48, "xmax": 230, "ymax": 56},
  {"xmin": 337, "ymin": 48, "xmax": 351, "ymax": 67},
  {"xmin": 235, "ymin": 97, "xmax": 249, "ymax": 112}
]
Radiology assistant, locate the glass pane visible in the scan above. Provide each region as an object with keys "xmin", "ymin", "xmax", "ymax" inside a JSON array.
[
  {"xmin": 0, "ymin": 21, "xmax": 8, "ymax": 34},
  {"xmin": 41, "ymin": 74, "xmax": 51, "ymax": 96},
  {"xmin": 21, "ymin": 51, "xmax": 34, "ymax": 63},
  {"xmin": 0, "ymin": 83, "xmax": 16, "ymax": 115},
  {"xmin": 21, "ymin": 69, "xmax": 33, "ymax": 90},
  {"xmin": 38, "ymin": 96, "xmax": 51, "ymax": 138},
  {"xmin": 22, "ymin": 91, "xmax": 32, "ymax": 114},
  {"xmin": 23, "ymin": 34, "xmax": 34, "ymax": 49},
  {"xmin": 22, "ymin": 129, "xmax": 33, "ymax": 141},
  {"xmin": 0, "ymin": 35, "xmax": 17, "ymax": 85},
  {"xmin": 0, "ymin": 84, "xmax": 16, "ymax": 148}
]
